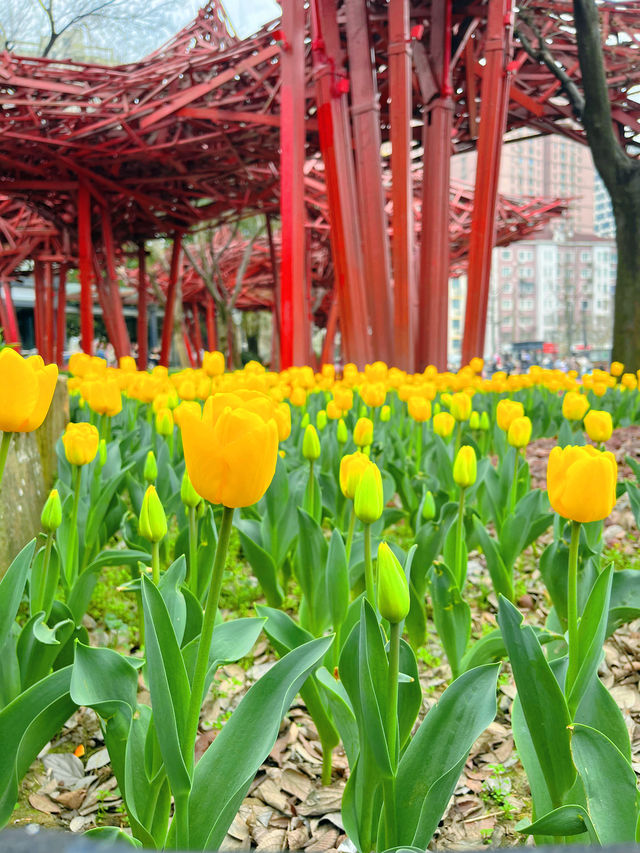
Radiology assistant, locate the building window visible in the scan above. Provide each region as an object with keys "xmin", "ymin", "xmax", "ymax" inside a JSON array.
[
  {"xmin": 502, "ymin": 267, "xmax": 512, "ymax": 277},
  {"xmin": 501, "ymin": 249, "xmax": 512, "ymax": 260},
  {"xmin": 502, "ymin": 298, "xmax": 513, "ymax": 310}
]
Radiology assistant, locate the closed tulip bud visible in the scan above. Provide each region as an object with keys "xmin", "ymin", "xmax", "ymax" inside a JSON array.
[
  {"xmin": 433, "ymin": 402, "xmax": 441, "ymax": 415},
  {"xmin": 496, "ymin": 399, "xmax": 525, "ymax": 431},
  {"xmin": 144, "ymin": 450, "xmax": 158, "ymax": 483},
  {"xmin": 303, "ymin": 424, "xmax": 321, "ymax": 461},
  {"xmin": 155, "ymin": 407, "xmax": 174, "ymax": 437},
  {"xmin": 610, "ymin": 361, "xmax": 624, "ymax": 378},
  {"xmin": 339, "ymin": 451, "xmax": 369, "ymax": 499},
  {"xmin": 547, "ymin": 444, "xmax": 617, "ymax": 523},
  {"xmin": 507, "ymin": 416, "xmax": 532, "ymax": 449},
  {"xmin": 98, "ymin": 438, "xmax": 107, "ymax": 467},
  {"xmin": 470, "ymin": 357, "xmax": 484, "ymax": 374},
  {"xmin": 139, "ymin": 485, "xmax": 167, "ymax": 543},
  {"xmin": 422, "ymin": 490, "xmax": 436, "ymax": 521},
  {"xmin": 380, "ymin": 404, "xmax": 391, "ymax": 422},
  {"xmin": 62, "ymin": 422, "xmax": 99, "ymax": 466},
  {"xmin": 202, "ymin": 350, "xmax": 226, "ymax": 377},
  {"xmin": 290, "ymin": 387, "xmax": 307, "ymax": 408},
  {"xmin": 479, "ymin": 411, "xmax": 490, "ymax": 431},
  {"xmin": 337, "ymin": 418, "xmax": 348, "ymax": 445},
  {"xmin": 41, "ymin": 489, "xmax": 62, "ymax": 532},
  {"xmin": 584, "ymin": 410, "xmax": 613, "ymax": 444},
  {"xmin": 300, "ymin": 412, "xmax": 310, "ymax": 428},
  {"xmin": 469, "ymin": 411, "xmax": 480, "ymax": 430},
  {"xmin": 453, "ymin": 445, "xmax": 477, "ymax": 488},
  {"xmin": 359, "ymin": 404, "xmax": 368, "ymax": 418},
  {"xmin": 450, "ymin": 392, "xmax": 472, "ymax": 422},
  {"xmin": 354, "ymin": 461, "xmax": 384, "ymax": 524},
  {"xmin": 317, "ymin": 410, "xmax": 328, "ymax": 431},
  {"xmin": 408, "ymin": 396, "xmax": 431, "ymax": 422},
  {"xmin": 377, "ymin": 542, "xmax": 410, "ymax": 624},
  {"xmin": 181, "ymin": 469, "xmax": 202, "ymax": 508},
  {"xmin": 562, "ymin": 391, "xmax": 589, "ymax": 422},
  {"xmin": 433, "ymin": 411, "xmax": 455, "ymax": 438},
  {"xmin": 353, "ymin": 417, "xmax": 374, "ymax": 448},
  {"xmin": 327, "ymin": 399, "xmax": 342, "ymax": 420},
  {"xmin": 621, "ymin": 373, "xmax": 637, "ymax": 391}
]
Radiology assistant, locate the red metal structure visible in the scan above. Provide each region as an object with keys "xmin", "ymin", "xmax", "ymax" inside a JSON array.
[{"xmin": 0, "ymin": 0, "xmax": 638, "ymax": 368}]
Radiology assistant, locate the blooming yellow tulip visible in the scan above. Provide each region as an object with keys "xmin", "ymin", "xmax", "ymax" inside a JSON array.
[
  {"xmin": 62, "ymin": 422, "xmax": 100, "ymax": 466},
  {"xmin": 496, "ymin": 399, "xmax": 524, "ymax": 432},
  {"xmin": 408, "ymin": 396, "xmax": 431, "ymax": 422},
  {"xmin": 562, "ymin": 390, "xmax": 589, "ymax": 422},
  {"xmin": 0, "ymin": 348, "xmax": 58, "ymax": 433},
  {"xmin": 546, "ymin": 444, "xmax": 617, "ymax": 523}
]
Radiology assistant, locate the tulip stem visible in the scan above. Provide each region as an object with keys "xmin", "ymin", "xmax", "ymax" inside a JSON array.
[
  {"xmin": 185, "ymin": 504, "xmax": 234, "ymax": 775},
  {"xmin": 566, "ymin": 520, "xmax": 581, "ymax": 717},
  {"xmin": 345, "ymin": 504, "xmax": 356, "ymax": 564},
  {"xmin": 307, "ymin": 460, "xmax": 316, "ymax": 519},
  {"xmin": 455, "ymin": 488, "xmax": 466, "ymax": 588},
  {"xmin": 509, "ymin": 448, "xmax": 519, "ymax": 515},
  {"xmin": 0, "ymin": 431, "xmax": 12, "ymax": 489},
  {"xmin": 364, "ymin": 523, "xmax": 374, "ymax": 604},
  {"xmin": 188, "ymin": 505, "xmax": 199, "ymax": 597},
  {"xmin": 414, "ymin": 424, "xmax": 422, "ymax": 474},
  {"xmin": 65, "ymin": 465, "xmax": 82, "ymax": 589},
  {"xmin": 454, "ymin": 421, "xmax": 462, "ymax": 456},
  {"xmin": 151, "ymin": 541, "xmax": 161, "ymax": 585},
  {"xmin": 383, "ymin": 621, "xmax": 401, "ymax": 848}
]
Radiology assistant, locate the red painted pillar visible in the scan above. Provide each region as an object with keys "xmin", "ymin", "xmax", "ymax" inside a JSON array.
[
  {"xmin": 2, "ymin": 279, "xmax": 21, "ymax": 349},
  {"xmin": 44, "ymin": 260, "xmax": 55, "ymax": 363},
  {"xmin": 159, "ymin": 233, "xmax": 183, "ymax": 367},
  {"xmin": 344, "ymin": 0, "xmax": 393, "ymax": 362},
  {"xmin": 321, "ymin": 297, "xmax": 339, "ymax": 365},
  {"xmin": 462, "ymin": 0, "xmax": 513, "ymax": 364},
  {"xmin": 388, "ymin": 0, "xmax": 416, "ymax": 372},
  {"xmin": 56, "ymin": 265, "xmax": 67, "ymax": 366},
  {"xmin": 101, "ymin": 209, "xmax": 131, "ymax": 359},
  {"xmin": 137, "ymin": 242, "xmax": 148, "ymax": 370},
  {"xmin": 417, "ymin": 0, "xmax": 453, "ymax": 371},
  {"xmin": 265, "ymin": 214, "xmax": 280, "ymax": 371},
  {"xmin": 33, "ymin": 260, "xmax": 45, "ymax": 356},
  {"xmin": 311, "ymin": 0, "xmax": 372, "ymax": 367},
  {"xmin": 192, "ymin": 304, "xmax": 203, "ymax": 365},
  {"xmin": 77, "ymin": 184, "xmax": 94, "ymax": 355},
  {"xmin": 279, "ymin": 0, "xmax": 309, "ymax": 368},
  {"xmin": 205, "ymin": 295, "xmax": 217, "ymax": 351}
]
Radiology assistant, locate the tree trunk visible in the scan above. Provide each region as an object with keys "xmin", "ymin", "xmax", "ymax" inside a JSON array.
[{"xmin": 611, "ymin": 172, "xmax": 640, "ymax": 368}]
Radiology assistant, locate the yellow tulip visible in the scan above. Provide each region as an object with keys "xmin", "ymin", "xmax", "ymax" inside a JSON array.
[
  {"xmin": 202, "ymin": 350, "xmax": 226, "ymax": 377},
  {"xmin": 507, "ymin": 416, "xmax": 532, "ymax": 449},
  {"xmin": 0, "ymin": 348, "xmax": 58, "ymax": 432},
  {"xmin": 433, "ymin": 411, "xmax": 455, "ymax": 438},
  {"xmin": 584, "ymin": 410, "xmax": 613, "ymax": 444},
  {"xmin": 496, "ymin": 399, "xmax": 524, "ymax": 432},
  {"xmin": 408, "ymin": 396, "xmax": 431, "ymax": 423},
  {"xmin": 339, "ymin": 451, "xmax": 369, "ymax": 499},
  {"xmin": 353, "ymin": 417, "xmax": 374, "ymax": 448},
  {"xmin": 546, "ymin": 444, "xmax": 617, "ymax": 523},
  {"xmin": 469, "ymin": 357, "xmax": 484, "ymax": 374},
  {"xmin": 62, "ymin": 422, "xmax": 99, "ymax": 466},
  {"xmin": 621, "ymin": 373, "xmax": 637, "ymax": 391},
  {"xmin": 377, "ymin": 542, "xmax": 410, "ymax": 624},
  {"xmin": 156, "ymin": 407, "xmax": 174, "ymax": 436},
  {"xmin": 139, "ymin": 485, "xmax": 167, "ymax": 543},
  {"xmin": 562, "ymin": 391, "xmax": 589, "ymax": 422},
  {"xmin": 610, "ymin": 361, "xmax": 624, "ymax": 377},
  {"xmin": 302, "ymin": 424, "xmax": 321, "ymax": 461},
  {"xmin": 453, "ymin": 445, "xmax": 477, "ymax": 488},
  {"xmin": 450, "ymin": 391, "xmax": 472, "ymax": 422},
  {"xmin": 354, "ymin": 460, "xmax": 384, "ymax": 524}
]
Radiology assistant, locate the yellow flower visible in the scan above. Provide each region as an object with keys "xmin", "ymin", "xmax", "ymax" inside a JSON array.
[
  {"xmin": 469, "ymin": 357, "xmax": 484, "ymax": 374},
  {"xmin": 337, "ymin": 419, "xmax": 348, "ymax": 444},
  {"xmin": 621, "ymin": 373, "xmax": 637, "ymax": 391},
  {"xmin": 41, "ymin": 489, "xmax": 62, "ymax": 532},
  {"xmin": 507, "ymin": 416, "xmax": 532, "ymax": 449},
  {"xmin": 119, "ymin": 356, "xmax": 137, "ymax": 373},
  {"xmin": 610, "ymin": 361, "xmax": 624, "ymax": 377},
  {"xmin": 496, "ymin": 399, "xmax": 524, "ymax": 432},
  {"xmin": 453, "ymin": 445, "xmax": 477, "ymax": 488},
  {"xmin": 562, "ymin": 391, "xmax": 589, "ymax": 421},
  {"xmin": 202, "ymin": 350, "xmax": 226, "ymax": 377},
  {"xmin": 139, "ymin": 485, "xmax": 167, "ymax": 543},
  {"xmin": 584, "ymin": 410, "xmax": 613, "ymax": 444},
  {"xmin": 450, "ymin": 391, "xmax": 472, "ymax": 422},
  {"xmin": 547, "ymin": 444, "xmax": 617, "ymax": 523},
  {"xmin": 380, "ymin": 404, "xmax": 391, "ymax": 422},
  {"xmin": 82, "ymin": 378, "xmax": 122, "ymax": 417},
  {"xmin": 302, "ymin": 424, "xmax": 321, "ymax": 461},
  {"xmin": 290, "ymin": 386, "xmax": 307, "ymax": 407},
  {"xmin": 377, "ymin": 542, "xmax": 410, "ymax": 624},
  {"xmin": 62, "ymin": 422, "xmax": 99, "ymax": 466},
  {"xmin": 0, "ymin": 348, "xmax": 58, "ymax": 432},
  {"xmin": 180, "ymin": 398, "xmax": 279, "ymax": 508},
  {"xmin": 408, "ymin": 396, "xmax": 431, "ymax": 423},
  {"xmin": 339, "ymin": 451, "xmax": 369, "ymax": 499},
  {"xmin": 354, "ymin": 460, "xmax": 384, "ymax": 524},
  {"xmin": 274, "ymin": 402, "xmax": 292, "ymax": 441},
  {"xmin": 156, "ymin": 407, "xmax": 174, "ymax": 436},
  {"xmin": 353, "ymin": 417, "xmax": 374, "ymax": 448},
  {"xmin": 433, "ymin": 411, "xmax": 455, "ymax": 438},
  {"xmin": 326, "ymin": 399, "xmax": 342, "ymax": 420}
]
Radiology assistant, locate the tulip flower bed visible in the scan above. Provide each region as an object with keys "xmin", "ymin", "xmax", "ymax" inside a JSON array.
[{"xmin": 2, "ymin": 349, "xmax": 640, "ymax": 851}]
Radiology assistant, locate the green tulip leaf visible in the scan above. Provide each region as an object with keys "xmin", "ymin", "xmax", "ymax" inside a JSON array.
[
  {"xmin": 516, "ymin": 804, "xmax": 599, "ymax": 842},
  {"xmin": 0, "ymin": 539, "xmax": 36, "ymax": 652},
  {"xmin": 428, "ymin": 562, "xmax": 470, "ymax": 680}
]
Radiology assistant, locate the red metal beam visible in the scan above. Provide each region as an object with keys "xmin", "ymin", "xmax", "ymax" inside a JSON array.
[
  {"xmin": 1, "ymin": 279, "xmax": 21, "ymax": 348},
  {"xmin": 345, "ymin": 0, "xmax": 393, "ymax": 363},
  {"xmin": 137, "ymin": 242, "xmax": 148, "ymax": 369},
  {"xmin": 279, "ymin": 0, "xmax": 309, "ymax": 368},
  {"xmin": 388, "ymin": 0, "xmax": 416, "ymax": 371},
  {"xmin": 462, "ymin": 0, "xmax": 513, "ymax": 364},
  {"xmin": 55, "ymin": 265, "xmax": 67, "ymax": 366},
  {"xmin": 159, "ymin": 232, "xmax": 183, "ymax": 367},
  {"xmin": 77, "ymin": 183, "xmax": 94, "ymax": 355},
  {"xmin": 100, "ymin": 207, "xmax": 131, "ymax": 359},
  {"xmin": 205, "ymin": 294, "xmax": 217, "ymax": 352}
]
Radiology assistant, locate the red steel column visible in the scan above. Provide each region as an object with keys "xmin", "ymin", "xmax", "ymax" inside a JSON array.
[
  {"xmin": 101, "ymin": 209, "xmax": 131, "ymax": 359},
  {"xmin": 344, "ymin": 0, "xmax": 393, "ymax": 362},
  {"xmin": 205, "ymin": 294, "xmax": 217, "ymax": 351},
  {"xmin": 55, "ymin": 265, "xmax": 67, "ymax": 366},
  {"xmin": 44, "ymin": 260, "xmax": 55, "ymax": 363},
  {"xmin": 417, "ymin": 0, "xmax": 453, "ymax": 371},
  {"xmin": 265, "ymin": 214, "xmax": 280, "ymax": 370},
  {"xmin": 33, "ymin": 260, "xmax": 45, "ymax": 356},
  {"xmin": 137, "ymin": 242, "xmax": 148, "ymax": 370},
  {"xmin": 311, "ymin": 0, "xmax": 372, "ymax": 367},
  {"xmin": 388, "ymin": 0, "xmax": 416, "ymax": 371},
  {"xmin": 77, "ymin": 184, "xmax": 94, "ymax": 355},
  {"xmin": 192, "ymin": 304, "xmax": 203, "ymax": 365},
  {"xmin": 159, "ymin": 233, "xmax": 183, "ymax": 367},
  {"xmin": 462, "ymin": 0, "xmax": 513, "ymax": 364},
  {"xmin": 279, "ymin": 0, "xmax": 310, "ymax": 368},
  {"xmin": 1, "ymin": 278, "xmax": 20, "ymax": 348}
]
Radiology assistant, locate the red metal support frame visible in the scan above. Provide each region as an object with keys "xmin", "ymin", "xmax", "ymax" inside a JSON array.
[
  {"xmin": 388, "ymin": 0, "xmax": 416, "ymax": 372},
  {"xmin": 55, "ymin": 264, "xmax": 67, "ymax": 366},
  {"xmin": 416, "ymin": 0, "xmax": 453, "ymax": 371},
  {"xmin": 2, "ymin": 279, "xmax": 21, "ymax": 349},
  {"xmin": 192, "ymin": 303, "xmax": 203, "ymax": 365},
  {"xmin": 311, "ymin": 0, "xmax": 372, "ymax": 367},
  {"xmin": 33, "ymin": 259, "xmax": 45, "ymax": 356},
  {"xmin": 345, "ymin": 0, "xmax": 393, "ymax": 363},
  {"xmin": 279, "ymin": 0, "xmax": 309, "ymax": 369},
  {"xmin": 205, "ymin": 294, "xmax": 217, "ymax": 352},
  {"xmin": 462, "ymin": 0, "xmax": 514, "ymax": 364},
  {"xmin": 77, "ymin": 183, "xmax": 94, "ymax": 355},
  {"xmin": 137, "ymin": 242, "xmax": 148, "ymax": 370},
  {"xmin": 159, "ymin": 232, "xmax": 183, "ymax": 367},
  {"xmin": 265, "ymin": 213, "xmax": 280, "ymax": 370},
  {"xmin": 43, "ymin": 258, "xmax": 55, "ymax": 363},
  {"xmin": 100, "ymin": 207, "xmax": 131, "ymax": 359}
]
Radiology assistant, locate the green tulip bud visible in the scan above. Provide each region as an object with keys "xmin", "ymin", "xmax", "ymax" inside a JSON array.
[
  {"xmin": 98, "ymin": 438, "xmax": 107, "ymax": 467},
  {"xmin": 422, "ymin": 490, "xmax": 436, "ymax": 521},
  {"xmin": 181, "ymin": 469, "xmax": 202, "ymax": 509},
  {"xmin": 359, "ymin": 404, "xmax": 368, "ymax": 418},
  {"xmin": 41, "ymin": 489, "xmax": 62, "ymax": 532},
  {"xmin": 354, "ymin": 461, "xmax": 383, "ymax": 524},
  {"xmin": 144, "ymin": 450, "xmax": 157, "ymax": 484},
  {"xmin": 377, "ymin": 542, "xmax": 410, "ymax": 624},
  {"xmin": 337, "ymin": 418, "xmax": 348, "ymax": 445},
  {"xmin": 380, "ymin": 404, "xmax": 391, "ymax": 422},
  {"xmin": 196, "ymin": 499, "xmax": 206, "ymax": 519},
  {"xmin": 433, "ymin": 402, "xmax": 441, "ymax": 415},
  {"xmin": 469, "ymin": 411, "xmax": 480, "ymax": 430},
  {"xmin": 139, "ymin": 485, "xmax": 167, "ymax": 543},
  {"xmin": 302, "ymin": 424, "xmax": 321, "ymax": 461},
  {"xmin": 453, "ymin": 445, "xmax": 477, "ymax": 489},
  {"xmin": 317, "ymin": 410, "xmax": 328, "ymax": 431},
  {"xmin": 479, "ymin": 411, "xmax": 490, "ymax": 431}
]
